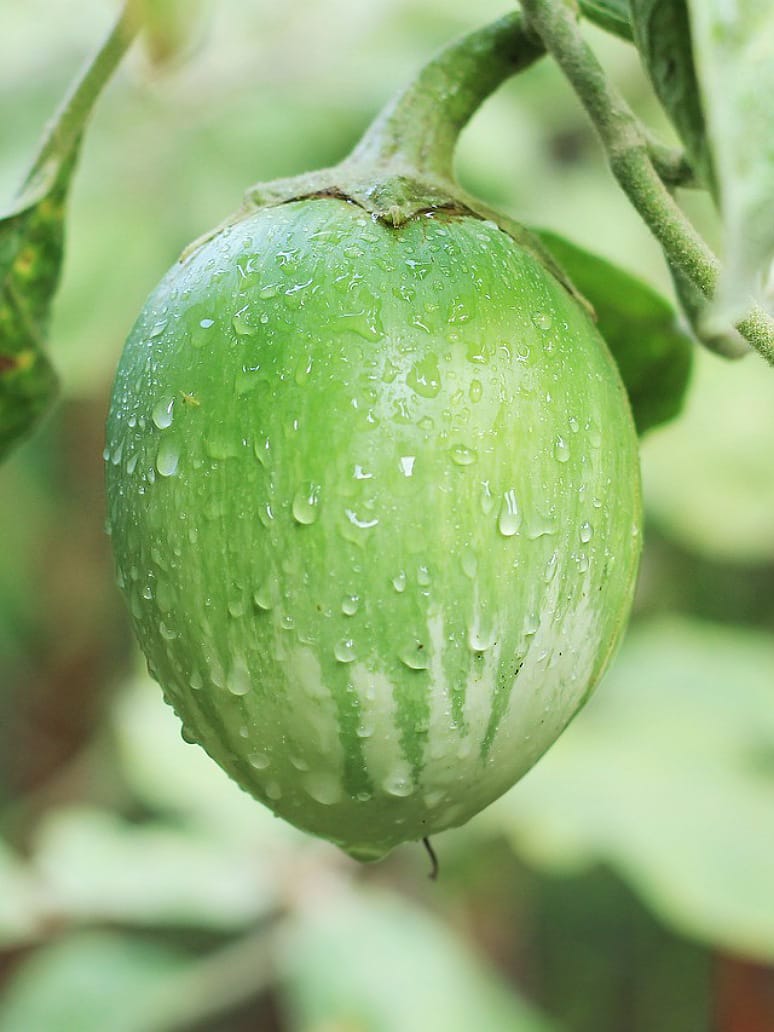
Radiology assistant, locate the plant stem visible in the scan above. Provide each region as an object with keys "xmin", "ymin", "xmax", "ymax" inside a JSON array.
[
  {"xmin": 519, "ymin": 0, "xmax": 774, "ymax": 364},
  {"xmin": 349, "ymin": 12, "xmax": 545, "ymax": 182},
  {"xmin": 21, "ymin": 1, "xmax": 142, "ymax": 198}
]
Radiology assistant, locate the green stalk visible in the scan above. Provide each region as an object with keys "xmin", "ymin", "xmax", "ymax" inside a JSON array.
[
  {"xmin": 19, "ymin": 1, "xmax": 142, "ymax": 201},
  {"xmin": 519, "ymin": 0, "xmax": 774, "ymax": 364},
  {"xmin": 349, "ymin": 11, "xmax": 545, "ymax": 183}
]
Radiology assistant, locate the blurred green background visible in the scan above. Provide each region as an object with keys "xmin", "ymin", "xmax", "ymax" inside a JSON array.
[{"xmin": 2, "ymin": 2, "xmax": 774, "ymax": 1029}]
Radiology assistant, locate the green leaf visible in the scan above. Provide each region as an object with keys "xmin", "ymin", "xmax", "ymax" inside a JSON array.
[
  {"xmin": 642, "ymin": 346, "xmax": 774, "ymax": 562},
  {"xmin": 0, "ymin": 842, "xmax": 39, "ymax": 948},
  {"xmin": 579, "ymin": 0, "xmax": 634, "ymax": 42},
  {"xmin": 535, "ymin": 229, "xmax": 693, "ymax": 434},
  {"xmin": 30, "ymin": 806, "xmax": 278, "ymax": 931},
  {"xmin": 487, "ymin": 618, "xmax": 774, "ymax": 962},
  {"xmin": 0, "ymin": 170, "xmax": 68, "ymax": 462},
  {"xmin": 685, "ymin": 0, "xmax": 774, "ymax": 323},
  {"xmin": 629, "ymin": 0, "xmax": 714, "ymax": 190},
  {"xmin": 0, "ymin": 933, "xmax": 189, "ymax": 1032},
  {"xmin": 139, "ymin": 0, "xmax": 207, "ymax": 67},
  {"xmin": 0, "ymin": 7, "xmax": 137, "ymax": 462},
  {"xmin": 279, "ymin": 886, "xmax": 557, "ymax": 1032}
]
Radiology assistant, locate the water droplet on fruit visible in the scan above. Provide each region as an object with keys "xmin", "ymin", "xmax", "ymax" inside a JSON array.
[
  {"xmin": 398, "ymin": 455, "xmax": 415, "ymax": 477},
  {"xmin": 383, "ymin": 765, "xmax": 414, "ymax": 797},
  {"xmin": 480, "ymin": 481, "xmax": 495, "ymax": 515},
  {"xmin": 149, "ymin": 319, "xmax": 168, "ymax": 338},
  {"xmin": 398, "ymin": 640, "xmax": 429, "ymax": 670},
  {"xmin": 544, "ymin": 549, "xmax": 560, "ymax": 582},
  {"xmin": 292, "ymin": 483, "xmax": 321, "ymax": 525},
  {"xmin": 392, "ymin": 570, "xmax": 407, "ymax": 593},
  {"xmin": 156, "ymin": 438, "xmax": 179, "ymax": 477},
  {"xmin": 341, "ymin": 594, "xmax": 360, "ymax": 616},
  {"xmin": 304, "ymin": 772, "xmax": 342, "ymax": 805},
  {"xmin": 449, "ymin": 444, "xmax": 477, "ymax": 466},
  {"xmin": 580, "ymin": 520, "xmax": 593, "ymax": 543},
  {"xmin": 469, "ymin": 379, "xmax": 483, "ymax": 403},
  {"xmin": 407, "ymin": 355, "xmax": 441, "ymax": 398},
  {"xmin": 226, "ymin": 660, "xmax": 251, "ymax": 696},
  {"xmin": 554, "ymin": 435, "xmax": 570, "ymax": 463},
  {"xmin": 152, "ymin": 396, "xmax": 174, "ymax": 430},
  {"xmin": 417, "ymin": 564, "xmax": 431, "ymax": 587},
  {"xmin": 334, "ymin": 638, "xmax": 357, "ymax": 663},
  {"xmin": 249, "ymin": 751, "xmax": 270, "ymax": 770},
  {"xmin": 532, "ymin": 311, "xmax": 553, "ymax": 331},
  {"xmin": 497, "ymin": 489, "xmax": 522, "ymax": 536}
]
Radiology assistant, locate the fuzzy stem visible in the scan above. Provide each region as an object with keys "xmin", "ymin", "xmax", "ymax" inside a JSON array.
[
  {"xmin": 349, "ymin": 12, "xmax": 545, "ymax": 182},
  {"xmin": 520, "ymin": 0, "xmax": 774, "ymax": 364}
]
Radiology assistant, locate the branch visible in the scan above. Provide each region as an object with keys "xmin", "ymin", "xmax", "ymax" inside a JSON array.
[{"xmin": 519, "ymin": 0, "xmax": 774, "ymax": 364}]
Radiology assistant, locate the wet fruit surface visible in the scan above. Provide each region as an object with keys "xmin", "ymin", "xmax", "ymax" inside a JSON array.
[{"xmin": 105, "ymin": 197, "xmax": 641, "ymax": 860}]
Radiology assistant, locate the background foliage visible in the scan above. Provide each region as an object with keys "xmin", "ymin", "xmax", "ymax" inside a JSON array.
[{"xmin": 2, "ymin": 1, "xmax": 774, "ymax": 1028}]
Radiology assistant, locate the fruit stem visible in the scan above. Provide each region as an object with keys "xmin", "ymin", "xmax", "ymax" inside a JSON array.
[
  {"xmin": 519, "ymin": 0, "xmax": 774, "ymax": 364},
  {"xmin": 348, "ymin": 12, "xmax": 545, "ymax": 184}
]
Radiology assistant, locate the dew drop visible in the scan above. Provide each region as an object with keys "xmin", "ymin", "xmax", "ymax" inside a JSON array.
[
  {"xmin": 226, "ymin": 661, "xmax": 251, "ymax": 696},
  {"xmin": 407, "ymin": 355, "xmax": 441, "ymax": 398},
  {"xmin": 392, "ymin": 570, "xmax": 407, "ymax": 593},
  {"xmin": 398, "ymin": 640, "xmax": 429, "ymax": 670},
  {"xmin": 200, "ymin": 318, "xmax": 215, "ymax": 329},
  {"xmin": 469, "ymin": 379, "xmax": 483, "ymax": 403},
  {"xmin": 417, "ymin": 564, "xmax": 431, "ymax": 587},
  {"xmin": 152, "ymin": 396, "xmax": 174, "ymax": 430},
  {"xmin": 449, "ymin": 444, "xmax": 477, "ymax": 466},
  {"xmin": 249, "ymin": 751, "xmax": 270, "ymax": 770},
  {"xmin": 480, "ymin": 481, "xmax": 495, "ymax": 515},
  {"xmin": 497, "ymin": 489, "xmax": 522, "ymax": 536},
  {"xmin": 580, "ymin": 520, "xmax": 594, "ymax": 543},
  {"xmin": 544, "ymin": 549, "xmax": 560, "ymax": 582},
  {"xmin": 554, "ymin": 435, "xmax": 571, "ymax": 463},
  {"xmin": 156, "ymin": 438, "xmax": 180, "ymax": 477},
  {"xmin": 341, "ymin": 594, "xmax": 360, "ymax": 616},
  {"xmin": 304, "ymin": 772, "xmax": 342, "ymax": 805},
  {"xmin": 382, "ymin": 766, "xmax": 414, "ymax": 797},
  {"xmin": 398, "ymin": 455, "xmax": 415, "ymax": 478},
  {"xmin": 532, "ymin": 311, "xmax": 553, "ymax": 331},
  {"xmin": 334, "ymin": 638, "xmax": 357, "ymax": 663},
  {"xmin": 292, "ymin": 483, "xmax": 321, "ymax": 525}
]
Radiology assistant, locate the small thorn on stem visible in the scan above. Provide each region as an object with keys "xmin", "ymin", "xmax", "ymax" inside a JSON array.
[{"xmin": 422, "ymin": 836, "xmax": 439, "ymax": 881}]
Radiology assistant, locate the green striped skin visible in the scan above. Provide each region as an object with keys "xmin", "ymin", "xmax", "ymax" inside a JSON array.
[{"xmin": 105, "ymin": 198, "xmax": 641, "ymax": 861}]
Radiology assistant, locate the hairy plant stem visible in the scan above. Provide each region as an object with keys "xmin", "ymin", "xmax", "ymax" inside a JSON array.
[
  {"xmin": 18, "ymin": 1, "xmax": 141, "ymax": 203},
  {"xmin": 519, "ymin": 0, "xmax": 774, "ymax": 364}
]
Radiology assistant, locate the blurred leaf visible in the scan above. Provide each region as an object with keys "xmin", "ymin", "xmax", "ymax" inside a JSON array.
[
  {"xmin": 0, "ymin": 932, "xmax": 189, "ymax": 1032},
  {"xmin": 535, "ymin": 229, "xmax": 693, "ymax": 433},
  {"xmin": 279, "ymin": 886, "xmax": 557, "ymax": 1032},
  {"xmin": 685, "ymin": 0, "xmax": 774, "ymax": 322},
  {"xmin": 629, "ymin": 0, "xmax": 713, "ymax": 190},
  {"xmin": 113, "ymin": 673, "xmax": 305, "ymax": 850},
  {"xmin": 579, "ymin": 0, "xmax": 634, "ymax": 41},
  {"xmin": 0, "ymin": 7, "xmax": 136, "ymax": 461},
  {"xmin": 31, "ymin": 806, "xmax": 277, "ymax": 931},
  {"xmin": 0, "ymin": 841, "xmax": 39, "ymax": 947},
  {"xmin": 488, "ymin": 618, "xmax": 774, "ymax": 961},
  {"xmin": 641, "ymin": 346, "xmax": 774, "ymax": 561},
  {"xmin": 139, "ymin": 0, "xmax": 208, "ymax": 68}
]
